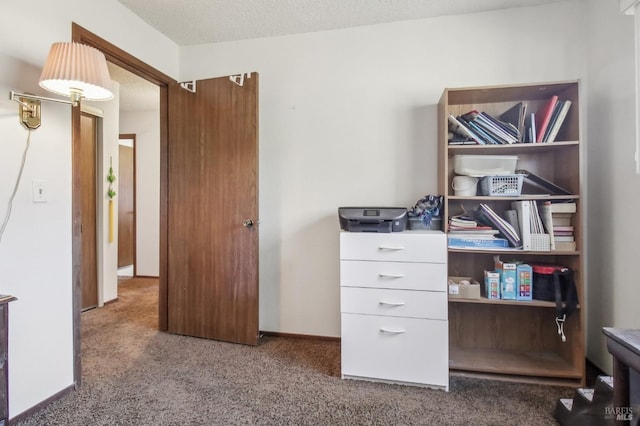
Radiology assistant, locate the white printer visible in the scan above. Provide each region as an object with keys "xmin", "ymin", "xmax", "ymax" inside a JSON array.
[{"xmin": 338, "ymin": 207, "xmax": 407, "ymax": 233}]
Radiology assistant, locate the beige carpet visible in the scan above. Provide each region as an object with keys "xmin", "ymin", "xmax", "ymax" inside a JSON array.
[{"xmin": 15, "ymin": 277, "xmax": 571, "ymax": 425}]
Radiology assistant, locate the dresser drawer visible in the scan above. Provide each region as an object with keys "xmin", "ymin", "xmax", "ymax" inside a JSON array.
[
  {"xmin": 341, "ymin": 313, "xmax": 448, "ymax": 388},
  {"xmin": 340, "ymin": 231, "xmax": 446, "ymax": 263},
  {"xmin": 341, "ymin": 287, "xmax": 447, "ymax": 320},
  {"xmin": 340, "ymin": 260, "xmax": 446, "ymax": 291}
]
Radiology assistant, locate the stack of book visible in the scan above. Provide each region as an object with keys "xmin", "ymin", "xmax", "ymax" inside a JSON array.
[
  {"xmin": 538, "ymin": 201, "xmax": 577, "ymax": 251},
  {"xmin": 448, "ymin": 214, "xmax": 478, "ymax": 230},
  {"xmin": 447, "ymin": 213, "xmax": 510, "ymax": 249},
  {"xmin": 448, "ymin": 96, "xmax": 572, "ymax": 145},
  {"xmin": 448, "ymin": 109, "xmax": 520, "ymax": 145}
]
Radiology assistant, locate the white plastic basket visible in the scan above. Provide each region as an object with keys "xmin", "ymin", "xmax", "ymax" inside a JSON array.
[
  {"xmin": 479, "ymin": 174, "xmax": 524, "ymax": 196},
  {"xmin": 530, "ymin": 234, "xmax": 551, "ymax": 252}
]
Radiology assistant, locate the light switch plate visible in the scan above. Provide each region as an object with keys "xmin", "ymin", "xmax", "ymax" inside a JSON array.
[{"xmin": 32, "ymin": 179, "xmax": 47, "ymax": 203}]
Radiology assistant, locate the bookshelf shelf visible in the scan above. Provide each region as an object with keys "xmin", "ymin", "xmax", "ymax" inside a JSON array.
[
  {"xmin": 448, "ymin": 248, "xmax": 580, "ymax": 255},
  {"xmin": 448, "ymin": 195, "xmax": 579, "ymax": 202},
  {"xmin": 449, "ymin": 347, "xmax": 583, "ymax": 386},
  {"xmin": 447, "ymin": 141, "xmax": 580, "ymax": 155},
  {"xmin": 439, "ymin": 80, "xmax": 585, "ymax": 386},
  {"xmin": 448, "ymin": 296, "xmax": 581, "ymax": 309}
]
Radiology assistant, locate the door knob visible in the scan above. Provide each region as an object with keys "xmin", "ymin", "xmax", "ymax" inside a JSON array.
[{"xmin": 242, "ymin": 219, "xmax": 254, "ymax": 228}]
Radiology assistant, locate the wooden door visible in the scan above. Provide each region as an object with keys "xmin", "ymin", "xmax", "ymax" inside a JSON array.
[
  {"xmin": 80, "ymin": 112, "xmax": 98, "ymax": 310},
  {"xmin": 166, "ymin": 74, "xmax": 259, "ymax": 345},
  {"xmin": 118, "ymin": 139, "xmax": 135, "ymax": 269}
]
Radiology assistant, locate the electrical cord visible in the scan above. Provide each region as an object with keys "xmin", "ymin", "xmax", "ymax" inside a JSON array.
[{"xmin": 0, "ymin": 129, "xmax": 33, "ymax": 244}]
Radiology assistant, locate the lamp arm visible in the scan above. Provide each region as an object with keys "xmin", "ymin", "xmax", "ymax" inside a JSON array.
[{"xmin": 9, "ymin": 90, "xmax": 73, "ymax": 106}]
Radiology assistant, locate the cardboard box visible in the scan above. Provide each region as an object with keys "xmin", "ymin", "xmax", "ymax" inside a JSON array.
[
  {"xmin": 494, "ymin": 256, "xmax": 517, "ymax": 300},
  {"xmin": 448, "ymin": 276, "xmax": 481, "ymax": 300},
  {"xmin": 516, "ymin": 264, "xmax": 533, "ymax": 301},
  {"xmin": 484, "ymin": 271, "xmax": 501, "ymax": 299}
]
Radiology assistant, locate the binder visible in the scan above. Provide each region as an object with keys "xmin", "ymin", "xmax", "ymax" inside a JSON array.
[
  {"xmin": 529, "ymin": 200, "xmax": 545, "ymax": 233},
  {"xmin": 511, "ymin": 200, "xmax": 531, "ymax": 250},
  {"xmin": 504, "ymin": 209, "xmax": 520, "ymax": 239}
]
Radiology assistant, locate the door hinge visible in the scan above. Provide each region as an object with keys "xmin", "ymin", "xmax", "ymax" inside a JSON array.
[
  {"xmin": 179, "ymin": 80, "xmax": 196, "ymax": 93},
  {"xmin": 229, "ymin": 73, "xmax": 252, "ymax": 87}
]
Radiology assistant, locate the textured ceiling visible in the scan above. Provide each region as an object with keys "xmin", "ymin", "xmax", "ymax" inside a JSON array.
[
  {"xmin": 117, "ymin": 0, "xmax": 566, "ymax": 46},
  {"xmin": 111, "ymin": 0, "xmax": 566, "ymax": 111}
]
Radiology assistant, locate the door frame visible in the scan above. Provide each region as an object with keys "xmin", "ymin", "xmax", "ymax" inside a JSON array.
[
  {"xmin": 117, "ymin": 133, "xmax": 137, "ymax": 274},
  {"xmin": 71, "ymin": 23, "xmax": 172, "ymax": 387}
]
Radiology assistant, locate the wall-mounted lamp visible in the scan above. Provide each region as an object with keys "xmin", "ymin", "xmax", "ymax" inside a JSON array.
[{"xmin": 9, "ymin": 42, "xmax": 113, "ymax": 129}]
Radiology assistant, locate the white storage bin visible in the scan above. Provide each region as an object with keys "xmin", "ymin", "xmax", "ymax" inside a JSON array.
[{"xmin": 454, "ymin": 155, "xmax": 518, "ymax": 177}]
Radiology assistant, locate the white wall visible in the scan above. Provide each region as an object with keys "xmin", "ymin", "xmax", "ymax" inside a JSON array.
[
  {"xmin": 120, "ymin": 110, "xmax": 161, "ymax": 277},
  {"xmin": 181, "ymin": 2, "xmax": 587, "ymax": 337},
  {"xmin": 0, "ymin": 0, "xmax": 177, "ymax": 418},
  {"xmin": 0, "ymin": 53, "xmax": 74, "ymax": 418},
  {"xmin": 85, "ymin": 83, "xmax": 122, "ymax": 305},
  {"xmin": 584, "ymin": 0, "xmax": 640, "ymax": 374}
]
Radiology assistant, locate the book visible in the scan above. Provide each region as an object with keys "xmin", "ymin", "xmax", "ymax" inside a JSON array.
[
  {"xmin": 477, "ymin": 204, "xmax": 521, "ymax": 248},
  {"xmin": 529, "ymin": 200, "xmax": 545, "ymax": 234},
  {"xmin": 478, "ymin": 112, "xmax": 519, "ymax": 142},
  {"xmin": 503, "ymin": 209, "xmax": 521, "ymax": 239},
  {"xmin": 555, "ymin": 241, "xmax": 577, "ymax": 251},
  {"xmin": 554, "ymin": 235, "xmax": 575, "ymax": 242},
  {"xmin": 540, "ymin": 100, "xmax": 564, "ymax": 142},
  {"xmin": 545, "ymin": 101, "xmax": 572, "ymax": 143},
  {"xmin": 511, "ymin": 200, "xmax": 532, "ymax": 250},
  {"xmin": 447, "ymin": 237, "xmax": 510, "ymax": 249},
  {"xmin": 535, "ymin": 95, "xmax": 559, "ymax": 143},
  {"xmin": 550, "ymin": 202, "xmax": 577, "ymax": 213},
  {"xmin": 551, "ymin": 213, "xmax": 572, "ymax": 227},
  {"xmin": 448, "ymin": 225, "xmax": 493, "ymax": 231},
  {"xmin": 459, "ymin": 115, "xmax": 502, "ymax": 144},
  {"xmin": 448, "ymin": 115, "xmax": 484, "ymax": 144},
  {"xmin": 461, "ymin": 110, "xmax": 517, "ymax": 144},
  {"xmin": 516, "ymin": 169, "xmax": 572, "ymax": 195},
  {"xmin": 448, "ymin": 229, "xmax": 501, "ymax": 240},
  {"xmin": 554, "ymin": 231, "xmax": 574, "ymax": 237},
  {"xmin": 449, "ymin": 214, "xmax": 478, "ymax": 228},
  {"xmin": 499, "ymin": 102, "xmax": 527, "ymax": 143},
  {"xmin": 527, "ymin": 112, "xmax": 537, "ymax": 143},
  {"xmin": 449, "ymin": 228, "xmax": 500, "ymax": 235},
  {"xmin": 448, "ymin": 139, "xmax": 478, "ymax": 145}
]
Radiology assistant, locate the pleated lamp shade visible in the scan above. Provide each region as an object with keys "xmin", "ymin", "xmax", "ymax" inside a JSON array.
[{"xmin": 39, "ymin": 42, "xmax": 113, "ymax": 103}]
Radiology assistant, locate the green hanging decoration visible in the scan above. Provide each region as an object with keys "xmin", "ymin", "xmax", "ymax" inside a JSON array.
[{"xmin": 107, "ymin": 157, "xmax": 116, "ymax": 199}]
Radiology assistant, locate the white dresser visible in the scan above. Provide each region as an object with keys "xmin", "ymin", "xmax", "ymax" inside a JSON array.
[{"xmin": 340, "ymin": 230, "xmax": 448, "ymax": 390}]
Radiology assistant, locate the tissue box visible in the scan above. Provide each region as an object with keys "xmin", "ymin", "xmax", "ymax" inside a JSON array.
[
  {"xmin": 484, "ymin": 270, "xmax": 501, "ymax": 300},
  {"xmin": 448, "ymin": 276, "xmax": 481, "ymax": 300},
  {"xmin": 516, "ymin": 264, "xmax": 533, "ymax": 301},
  {"xmin": 494, "ymin": 256, "xmax": 517, "ymax": 300}
]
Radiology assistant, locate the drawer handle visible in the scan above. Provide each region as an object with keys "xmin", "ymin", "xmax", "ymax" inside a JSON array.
[
  {"xmin": 380, "ymin": 327, "xmax": 406, "ymax": 334},
  {"xmin": 378, "ymin": 273, "xmax": 405, "ymax": 278},
  {"xmin": 379, "ymin": 300, "xmax": 405, "ymax": 306},
  {"xmin": 378, "ymin": 245, "xmax": 405, "ymax": 251}
]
